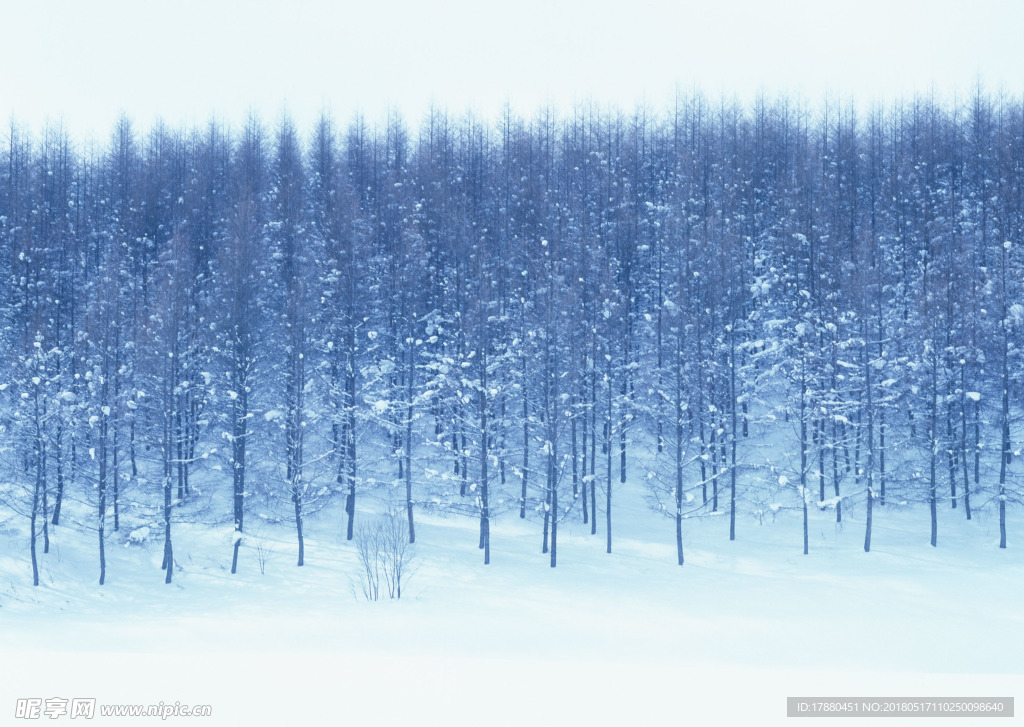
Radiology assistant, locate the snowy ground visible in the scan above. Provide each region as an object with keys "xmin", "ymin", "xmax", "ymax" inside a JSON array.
[{"xmin": 2, "ymin": 480, "xmax": 1022, "ymax": 726}]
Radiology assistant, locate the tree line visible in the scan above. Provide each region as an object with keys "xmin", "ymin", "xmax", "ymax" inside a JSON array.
[{"xmin": 1, "ymin": 90, "xmax": 1022, "ymax": 584}]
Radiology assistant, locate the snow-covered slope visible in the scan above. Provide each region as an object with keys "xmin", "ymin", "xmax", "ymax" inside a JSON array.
[{"xmin": 1, "ymin": 477, "xmax": 1021, "ymax": 726}]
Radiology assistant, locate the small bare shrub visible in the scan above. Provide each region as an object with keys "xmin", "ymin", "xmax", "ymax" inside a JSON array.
[{"xmin": 355, "ymin": 510, "xmax": 414, "ymax": 601}]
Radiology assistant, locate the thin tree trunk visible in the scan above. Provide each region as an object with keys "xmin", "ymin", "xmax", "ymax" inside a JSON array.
[
  {"xmin": 800, "ymin": 355, "xmax": 808, "ymax": 555},
  {"xmin": 293, "ymin": 488, "xmax": 304, "ymax": 566},
  {"xmin": 406, "ymin": 343, "xmax": 416, "ymax": 544},
  {"xmin": 729, "ymin": 323, "xmax": 738, "ymax": 542},
  {"xmin": 864, "ymin": 322, "xmax": 875, "ymax": 553},
  {"xmin": 30, "ymin": 470, "xmax": 39, "ymax": 586},
  {"xmin": 929, "ymin": 352, "xmax": 938, "ymax": 548},
  {"xmin": 879, "ymin": 407, "xmax": 886, "ymax": 505},
  {"xmin": 479, "ymin": 339, "xmax": 490, "ymax": 562},
  {"xmin": 606, "ymin": 350, "xmax": 613, "ymax": 554},
  {"xmin": 571, "ymin": 412, "xmax": 578, "ymax": 500},
  {"xmin": 960, "ymin": 365, "xmax": 972, "ymax": 520},
  {"xmin": 98, "ymin": 414, "xmax": 107, "ymax": 585},
  {"xmin": 947, "ymin": 405, "xmax": 957, "ymax": 509},
  {"xmin": 832, "ymin": 406, "xmax": 841, "ymax": 523},
  {"xmin": 581, "ymin": 366, "xmax": 589, "ymax": 525},
  {"xmin": 163, "ymin": 357, "xmax": 174, "ymax": 584},
  {"xmin": 40, "ymin": 444, "xmax": 49, "ymax": 554},
  {"xmin": 30, "ymin": 394, "xmax": 42, "ymax": 586},
  {"xmin": 1000, "ymin": 291, "xmax": 1010, "ymax": 548},
  {"xmin": 520, "ymin": 395, "xmax": 529, "ymax": 519},
  {"xmin": 345, "ymin": 364, "xmax": 357, "ymax": 541},
  {"xmin": 710, "ymin": 418, "xmax": 718, "ymax": 511},
  {"xmin": 51, "ymin": 423, "xmax": 64, "ymax": 526},
  {"xmin": 163, "ymin": 471, "xmax": 173, "ymax": 584},
  {"xmin": 675, "ymin": 331, "xmax": 685, "ymax": 565},
  {"xmin": 111, "ymin": 416, "xmax": 120, "ymax": 532},
  {"xmin": 231, "ymin": 376, "xmax": 247, "ymax": 573},
  {"xmin": 590, "ymin": 354, "xmax": 597, "ymax": 535}
]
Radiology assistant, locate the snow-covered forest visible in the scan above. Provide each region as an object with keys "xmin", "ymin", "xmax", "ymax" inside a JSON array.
[{"xmin": 2, "ymin": 91, "xmax": 1023, "ymax": 588}]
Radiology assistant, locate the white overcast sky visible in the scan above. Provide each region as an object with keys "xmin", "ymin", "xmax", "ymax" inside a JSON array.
[{"xmin": 2, "ymin": 0, "xmax": 1023, "ymax": 140}]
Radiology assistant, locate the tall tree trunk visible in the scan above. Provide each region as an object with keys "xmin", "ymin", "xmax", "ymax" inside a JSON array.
[
  {"xmin": 947, "ymin": 406, "xmax": 957, "ymax": 509},
  {"xmin": 675, "ymin": 330, "xmax": 685, "ymax": 565},
  {"xmin": 729, "ymin": 324, "xmax": 738, "ymax": 542},
  {"xmin": 30, "ymin": 466, "xmax": 40, "ymax": 587},
  {"xmin": 162, "ymin": 368, "xmax": 174, "ymax": 584},
  {"xmin": 293, "ymin": 488, "xmax": 304, "ymax": 566},
  {"xmin": 999, "ymin": 269, "xmax": 1010, "ymax": 549},
  {"xmin": 520, "ymin": 394, "xmax": 529, "ymax": 519},
  {"xmin": 40, "ymin": 444, "xmax": 49, "ymax": 554},
  {"xmin": 231, "ymin": 382, "xmax": 247, "ymax": 574},
  {"xmin": 406, "ymin": 342, "xmax": 416, "ymax": 544},
  {"xmin": 878, "ymin": 406, "xmax": 886, "ymax": 505},
  {"xmin": 864, "ymin": 322, "xmax": 875, "ymax": 553},
  {"xmin": 571, "ymin": 411, "xmax": 579, "ymax": 500},
  {"xmin": 590, "ymin": 349, "xmax": 597, "ymax": 535},
  {"xmin": 710, "ymin": 418, "xmax": 718, "ymax": 512},
  {"xmin": 697, "ymin": 320, "xmax": 708, "ymax": 505},
  {"xmin": 51, "ymin": 422, "xmax": 64, "ymax": 526},
  {"xmin": 163, "ymin": 471, "xmax": 173, "ymax": 584},
  {"xmin": 580, "ymin": 365, "xmax": 589, "ymax": 525},
  {"xmin": 290, "ymin": 342, "xmax": 306, "ymax": 567},
  {"xmin": 800, "ymin": 354, "xmax": 808, "ymax": 556},
  {"xmin": 832, "ymin": 400, "xmax": 841, "ymax": 523},
  {"xmin": 479, "ymin": 348, "xmax": 490, "ymax": 562},
  {"xmin": 960, "ymin": 366, "xmax": 972, "ymax": 520},
  {"xmin": 345, "ymin": 361, "xmax": 357, "ymax": 541},
  {"xmin": 606, "ymin": 350, "xmax": 613, "ymax": 554},
  {"xmin": 30, "ymin": 391, "xmax": 42, "ymax": 586},
  {"xmin": 98, "ymin": 412, "xmax": 108, "ymax": 585},
  {"xmin": 929, "ymin": 350, "xmax": 938, "ymax": 548}
]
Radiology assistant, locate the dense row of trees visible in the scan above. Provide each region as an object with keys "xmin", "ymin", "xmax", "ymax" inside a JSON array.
[{"xmin": 1, "ymin": 90, "xmax": 1022, "ymax": 584}]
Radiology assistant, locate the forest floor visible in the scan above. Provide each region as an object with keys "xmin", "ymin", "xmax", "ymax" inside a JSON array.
[{"xmin": 1, "ymin": 474, "xmax": 1022, "ymax": 726}]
